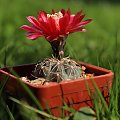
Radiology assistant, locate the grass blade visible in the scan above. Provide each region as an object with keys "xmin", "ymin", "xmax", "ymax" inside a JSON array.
[{"xmin": 10, "ymin": 97, "xmax": 63, "ymax": 120}]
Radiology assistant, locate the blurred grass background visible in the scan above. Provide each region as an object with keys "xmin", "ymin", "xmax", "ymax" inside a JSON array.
[{"xmin": 0, "ymin": 0, "xmax": 120, "ymax": 69}]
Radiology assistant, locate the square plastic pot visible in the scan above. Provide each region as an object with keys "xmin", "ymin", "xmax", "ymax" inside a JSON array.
[{"xmin": 0, "ymin": 62, "xmax": 114, "ymax": 117}]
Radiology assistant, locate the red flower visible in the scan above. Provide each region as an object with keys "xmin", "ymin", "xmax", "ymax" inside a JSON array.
[{"xmin": 20, "ymin": 9, "xmax": 92, "ymax": 42}]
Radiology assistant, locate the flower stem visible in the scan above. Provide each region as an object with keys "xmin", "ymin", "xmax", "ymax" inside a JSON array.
[{"xmin": 50, "ymin": 37, "xmax": 66, "ymax": 60}]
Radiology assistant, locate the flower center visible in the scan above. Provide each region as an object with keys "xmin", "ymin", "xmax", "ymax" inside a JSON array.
[{"xmin": 47, "ymin": 12, "xmax": 63, "ymax": 30}]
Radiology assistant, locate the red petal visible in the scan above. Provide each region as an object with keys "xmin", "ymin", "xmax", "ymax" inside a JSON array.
[
  {"xmin": 75, "ymin": 10, "xmax": 83, "ymax": 18},
  {"xmin": 61, "ymin": 9, "xmax": 66, "ymax": 15},
  {"xmin": 69, "ymin": 27, "xmax": 85, "ymax": 33},
  {"xmin": 47, "ymin": 17, "xmax": 58, "ymax": 38},
  {"xmin": 59, "ymin": 13, "xmax": 70, "ymax": 34},
  {"xmin": 67, "ymin": 8, "xmax": 71, "ymax": 15},
  {"xmin": 69, "ymin": 15, "xmax": 75, "ymax": 25},
  {"xmin": 78, "ymin": 14, "xmax": 86, "ymax": 22},
  {"xmin": 80, "ymin": 19, "xmax": 92, "ymax": 26},
  {"xmin": 75, "ymin": 19, "xmax": 92, "ymax": 27},
  {"xmin": 38, "ymin": 11, "xmax": 47, "ymax": 22},
  {"xmin": 69, "ymin": 19, "xmax": 91, "ymax": 33},
  {"xmin": 52, "ymin": 9, "xmax": 55, "ymax": 14},
  {"xmin": 27, "ymin": 16, "xmax": 41, "ymax": 29},
  {"xmin": 39, "ymin": 21, "xmax": 51, "ymax": 35},
  {"xmin": 70, "ymin": 14, "xmax": 85, "ymax": 28},
  {"xmin": 26, "ymin": 33, "xmax": 43, "ymax": 40},
  {"xmin": 71, "ymin": 10, "xmax": 83, "ymax": 22},
  {"xmin": 20, "ymin": 25, "xmax": 37, "ymax": 32}
]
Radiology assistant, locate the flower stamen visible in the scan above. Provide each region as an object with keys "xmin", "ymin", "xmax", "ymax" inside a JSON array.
[{"xmin": 47, "ymin": 12, "xmax": 63, "ymax": 30}]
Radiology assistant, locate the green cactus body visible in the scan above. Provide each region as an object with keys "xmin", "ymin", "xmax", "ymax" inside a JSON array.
[{"xmin": 32, "ymin": 57, "xmax": 83, "ymax": 82}]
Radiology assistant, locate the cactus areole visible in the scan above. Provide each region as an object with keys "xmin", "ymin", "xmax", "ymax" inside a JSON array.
[{"xmin": 20, "ymin": 9, "xmax": 92, "ymax": 83}]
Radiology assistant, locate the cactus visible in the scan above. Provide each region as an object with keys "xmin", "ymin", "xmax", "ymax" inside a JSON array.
[
  {"xmin": 31, "ymin": 57, "xmax": 84, "ymax": 83},
  {"xmin": 20, "ymin": 9, "xmax": 92, "ymax": 83}
]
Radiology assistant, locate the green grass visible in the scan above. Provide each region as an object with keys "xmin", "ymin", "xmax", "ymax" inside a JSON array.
[{"xmin": 0, "ymin": 0, "xmax": 120, "ymax": 119}]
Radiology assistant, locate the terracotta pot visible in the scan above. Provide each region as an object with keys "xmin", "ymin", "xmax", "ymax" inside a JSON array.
[{"xmin": 0, "ymin": 62, "xmax": 113, "ymax": 117}]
